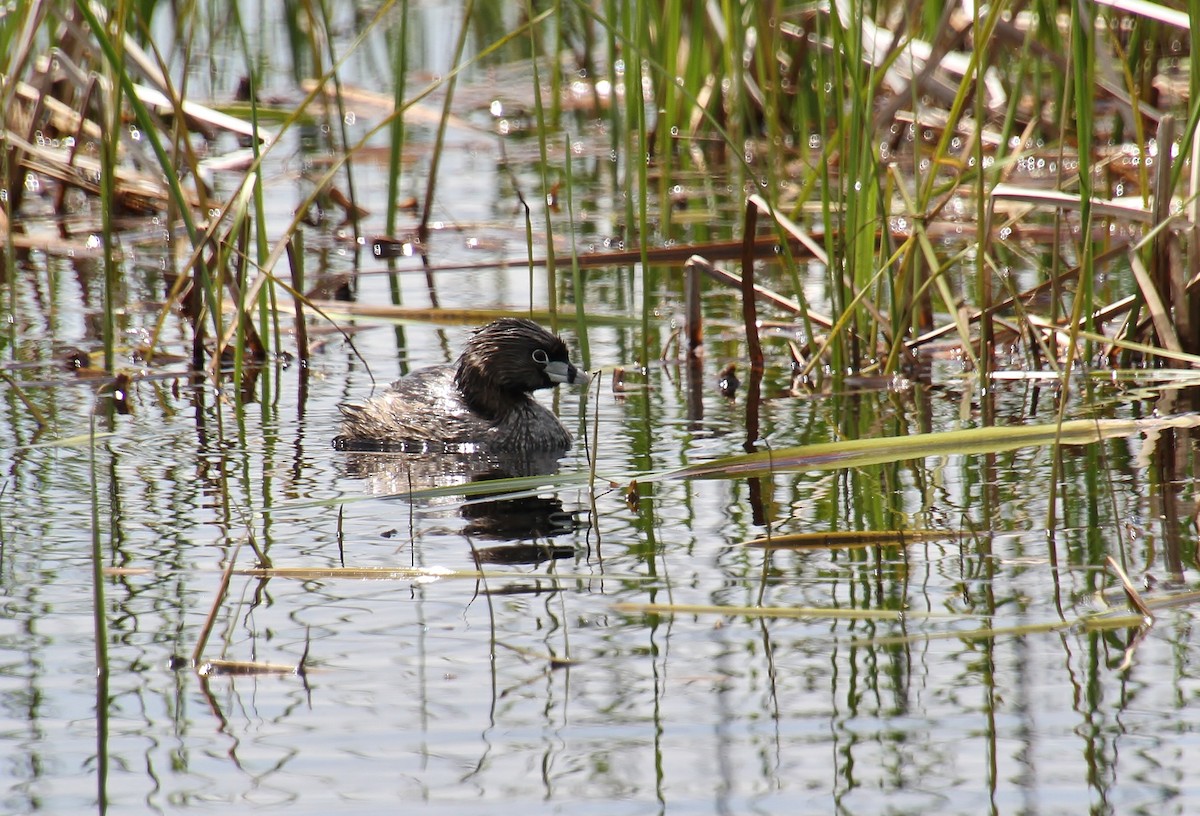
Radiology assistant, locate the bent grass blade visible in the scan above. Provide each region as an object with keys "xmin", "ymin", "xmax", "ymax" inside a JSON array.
[{"xmin": 665, "ymin": 415, "xmax": 1200, "ymax": 480}]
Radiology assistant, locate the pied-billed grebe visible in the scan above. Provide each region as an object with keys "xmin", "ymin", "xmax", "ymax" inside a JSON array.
[{"xmin": 333, "ymin": 318, "xmax": 590, "ymax": 453}]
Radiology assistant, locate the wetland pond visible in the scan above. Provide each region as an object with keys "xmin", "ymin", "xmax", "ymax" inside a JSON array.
[{"xmin": 4, "ymin": 3, "xmax": 1200, "ymax": 815}]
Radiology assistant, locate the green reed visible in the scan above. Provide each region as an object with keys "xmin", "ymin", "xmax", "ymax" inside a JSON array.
[
  {"xmin": 1070, "ymin": 0, "xmax": 1096, "ymax": 339},
  {"xmin": 92, "ymin": 3, "xmax": 130, "ymax": 376},
  {"xmin": 384, "ymin": 0, "xmax": 411, "ymax": 366},
  {"xmin": 420, "ymin": 0, "xmax": 474, "ymax": 243},
  {"xmin": 523, "ymin": 0, "xmax": 558, "ymax": 323},
  {"xmin": 236, "ymin": 6, "xmax": 279, "ymax": 413},
  {"xmin": 562, "ymin": 129, "xmax": 591, "ymax": 365},
  {"xmin": 87, "ymin": 403, "xmax": 111, "ymax": 812},
  {"xmin": 385, "ymin": 0, "xmax": 411, "ymax": 239},
  {"xmin": 653, "ymin": 0, "xmax": 681, "ymax": 231},
  {"xmin": 8, "ymin": 0, "xmax": 1199, "ymax": 414},
  {"xmin": 1193, "ymin": 1, "xmax": 1200, "ymax": 107}
]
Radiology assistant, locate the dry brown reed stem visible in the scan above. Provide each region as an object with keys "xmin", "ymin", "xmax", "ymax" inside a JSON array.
[
  {"xmin": 869, "ymin": 2, "xmax": 965, "ymax": 139},
  {"xmin": 909, "ymin": 242, "xmax": 1132, "ymax": 349},
  {"xmin": 683, "ymin": 256, "xmax": 704, "ymax": 354},
  {"xmin": 740, "ymin": 199, "xmax": 765, "ymax": 452},
  {"xmin": 690, "ymin": 260, "xmax": 834, "ymax": 329},
  {"xmin": 1128, "ymin": 251, "xmax": 1182, "ymax": 355},
  {"xmin": 363, "ymin": 234, "xmax": 828, "ymax": 276},
  {"xmin": 990, "ymin": 184, "xmax": 1160, "ymax": 223},
  {"xmin": 197, "ymin": 659, "xmax": 302, "ymax": 677},
  {"xmin": 741, "ymin": 199, "xmax": 763, "ymax": 373},
  {"xmin": 1143, "ymin": 115, "xmax": 1200, "ymax": 355},
  {"xmin": 1105, "ymin": 556, "xmax": 1154, "ymax": 621},
  {"xmin": 746, "ymin": 193, "xmax": 828, "ymax": 264},
  {"xmin": 191, "ymin": 542, "xmax": 241, "ymax": 667}
]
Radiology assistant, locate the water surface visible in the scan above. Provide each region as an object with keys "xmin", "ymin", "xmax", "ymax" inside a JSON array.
[{"xmin": 3, "ymin": 7, "xmax": 1200, "ymax": 814}]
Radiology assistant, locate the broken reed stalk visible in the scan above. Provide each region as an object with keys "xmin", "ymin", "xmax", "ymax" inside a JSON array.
[
  {"xmin": 741, "ymin": 198, "xmax": 763, "ymax": 450},
  {"xmin": 740, "ymin": 197, "xmax": 767, "ymax": 373},
  {"xmin": 1105, "ymin": 556, "xmax": 1154, "ymax": 620},
  {"xmin": 192, "ymin": 541, "xmax": 242, "ymax": 666},
  {"xmin": 683, "ymin": 256, "xmax": 705, "ymax": 354},
  {"xmin": 679, "ymin": 254, "xmax": 713, "ymax": 435}
]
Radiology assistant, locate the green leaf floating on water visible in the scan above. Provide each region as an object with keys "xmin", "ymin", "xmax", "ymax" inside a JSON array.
[{"xmin": 663, "ymin": 414, "xmax": 1200, "ymax": 480}]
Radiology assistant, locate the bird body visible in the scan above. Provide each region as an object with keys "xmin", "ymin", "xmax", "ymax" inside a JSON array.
[{"xmin": 334, "ymin": 318, "xmax": 589, "ymax": 453}]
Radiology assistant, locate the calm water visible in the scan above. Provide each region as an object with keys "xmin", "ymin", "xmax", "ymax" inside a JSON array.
[
  {"xmin": 4, "ymin": 7, "xmax": 1200, "ymax": 815},
  {"xmin": 6, "ymin": 252, "xmax": 1200, "ymax": 814}
]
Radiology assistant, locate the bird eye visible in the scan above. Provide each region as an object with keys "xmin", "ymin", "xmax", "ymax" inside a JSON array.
[{"xmin": 532, "ymin": 349, "xmax": 550, "ymax": 365}]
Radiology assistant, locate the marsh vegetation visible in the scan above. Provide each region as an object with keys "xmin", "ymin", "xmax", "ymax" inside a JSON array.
[{"xmin": 3, "ymin": 1, "xmax": 1200, "ymax": 813}]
